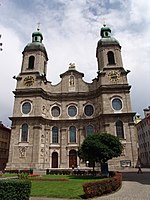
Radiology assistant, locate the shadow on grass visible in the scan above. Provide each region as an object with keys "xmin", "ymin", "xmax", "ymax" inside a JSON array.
[{"xmin": 68, "ymin": 175, "xmax": 103, "ymax": 180}]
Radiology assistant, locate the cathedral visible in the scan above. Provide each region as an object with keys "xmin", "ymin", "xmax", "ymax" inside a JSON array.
[{"xmin": 7, "ymin": 25, "xmax": 138, "ymax": 170}]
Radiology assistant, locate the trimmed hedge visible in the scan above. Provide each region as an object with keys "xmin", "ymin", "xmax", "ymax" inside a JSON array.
[
  {"xmin": 4, "ymin": 169, "xmax": 33, "ymax": 174},
  {"xmin": 0, "ymin": 179, "xmax": 31, "ymax": 200},
  {"xmin": 83, "ymin": 171, "xmax": 122, "ymax": 198}
]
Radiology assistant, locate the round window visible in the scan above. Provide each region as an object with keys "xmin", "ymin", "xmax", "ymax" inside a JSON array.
[
  {"xmin": 84, "ymin": 105, "xmax": 94, "ymax": 116},
  {"xmin": 112, "ymin": 98, "xmax": 122, "ymax": 110},
  {"xmin": 51, "ymin": 106, "xmax": 60, "ymax": 117},
  {"xmin": 68, "ymin": 106, "xmax": 77, "ymax": 117},
  {"xmin": 22, "ymin": 102, "xmax": 31, "ymax": 114}
]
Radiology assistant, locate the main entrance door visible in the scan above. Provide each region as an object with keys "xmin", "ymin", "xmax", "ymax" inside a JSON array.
[
  {"xmin": 52, "ymin": 152, "xmax": 58, "ymax": 168},
  {"xmin": 69, "ymin": 149, "xmax": 77, "ymax": 168}
]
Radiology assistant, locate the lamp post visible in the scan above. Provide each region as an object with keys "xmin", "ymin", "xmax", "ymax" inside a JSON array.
[{"xmin": 0, "ymin": 34, "xmax": 2, "ymax": 51}]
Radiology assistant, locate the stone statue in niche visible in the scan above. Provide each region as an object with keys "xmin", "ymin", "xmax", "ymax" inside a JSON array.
[
  {"xmin": 19, "ymin": 146, "xmax": 27, "ymax": 157},
  {"xmin": 69, "ymin": 76, "xmax": 74, "ymax": 86},
  {"xmin": 40, "ymin": 148, "xmax": 44, "ymax": 157},
  {"xmin": 42, "ymin": 105, "xmax": 47, "ymax": 116}
]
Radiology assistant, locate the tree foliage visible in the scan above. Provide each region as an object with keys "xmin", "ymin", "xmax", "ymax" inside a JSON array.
[{"xmin": 78, "ymin": 133, "xmax": 123, "ymax": 164}]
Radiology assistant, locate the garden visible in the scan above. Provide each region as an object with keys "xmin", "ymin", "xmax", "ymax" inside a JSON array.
[{"xmin": 0, "ymin": 171, "xmax": 122, "ymax": 199}]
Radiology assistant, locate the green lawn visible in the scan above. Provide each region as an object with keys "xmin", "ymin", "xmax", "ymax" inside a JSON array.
[
  {"xmin": 31, "ymin": 175, "xmax": 104, "ymax": 199},
  {"xmin": 1, "ymin": 173, "xmax": 107, "ymax": 199}
]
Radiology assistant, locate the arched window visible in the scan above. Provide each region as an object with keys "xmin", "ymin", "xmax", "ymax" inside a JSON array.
[
  {"xmin": 84, "ymin": 105, "xmax": 94, "ymax": 116},
  {"xmin": 51, "ymin": 106, "xmax": 60, "ymax": 117},
  {"xmin": 28, "ymin": 56, "xmax": 35, "ymax": 69},
  {"xmin": 107, "ymin": 51, "xmax": 115, "ymax": 65},
  {"xmin": 68, "ymin": 105, "xmax": 77, "ymax": 117},
  {"xmin": 21, "ymin": 123, "xmax": 28, "ymax": 142},
  {"xmin": 69, "ymin": 126, "xmax": 76, "ymax": 143},
  {"xmin": 52, "ymin": 127, "xmax": 59, "ymax": 143},
  {"xmin": 86, "ymin": 125, "xmax": 94, "ymax": 136},
  {"xmin": 116, "ymin": 120, "xmax": 124, "ymax": 139}
]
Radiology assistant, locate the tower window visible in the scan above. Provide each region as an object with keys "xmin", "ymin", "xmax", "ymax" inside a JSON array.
[
  {"xmin": 21, "ymin": 123, "xmax": 28, "ymax": 142},
  {"xmin": 69, "ymin": 126, "xmax": 76, "ymax": 143},
  {"xmin": 52, "ymin": 126, "xmax": 59, "ymax": 143},
  {"xmin": 115, "ymin": 120, "xmax": 124, "ymax": 139},
  {"xmin": 107, "ymin": 51, "xmax": 115, "ymax": 65},
  {"xmin": 112, "ymin": 98, "xmax": 122, "ymax": 111},
  {"xmin": 28, "ymin": 56, "xmax": 35, "ymax": 69},
  {"xmin": 22, "ymin": 102, "xmax": 31, "ymax": 114}
]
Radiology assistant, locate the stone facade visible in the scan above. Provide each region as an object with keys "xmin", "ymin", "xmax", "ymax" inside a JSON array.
[
  {"xmin": 136, "ymin": 106, "xmax": 150, "ymax": 167},
  {"xmin": 7, "ymin": 25, "xmax": 138, "ymax": 170}
]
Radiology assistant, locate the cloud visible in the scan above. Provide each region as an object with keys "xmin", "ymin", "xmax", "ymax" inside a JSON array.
[{"xmin": 0, "ymin": 26, "xmax": 22, "ymax": 126}]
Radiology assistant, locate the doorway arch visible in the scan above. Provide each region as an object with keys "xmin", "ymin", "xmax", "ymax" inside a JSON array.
[
  {"xmin": 69, "ymin": 149, "xmax": 77, "ymax": 168},
  {"xmin": 52, "ymin": 152, "xmax": 58, "ymax": 168}
]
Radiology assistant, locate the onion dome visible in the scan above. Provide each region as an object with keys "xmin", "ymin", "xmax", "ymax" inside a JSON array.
[
  {"xmin": 97, "ymin": 25, "xmax": 120, "ymax": 48},
  {"xmin": 23, "ymin": 29, "xmax": 48, "ymax": 60}
]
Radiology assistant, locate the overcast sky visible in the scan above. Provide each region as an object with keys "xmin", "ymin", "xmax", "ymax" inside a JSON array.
[{"xmin": 0, "ymin": 0, "xmax": 150, "ymax": 127}]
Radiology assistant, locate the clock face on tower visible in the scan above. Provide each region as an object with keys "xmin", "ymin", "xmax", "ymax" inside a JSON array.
[
  {"xmin": 108, "ymin": 71, "xmax": 120, "ymax": 82},
  {"xmin": 23, "ymin": 76, "xmax": 34, "ymax": 86}
]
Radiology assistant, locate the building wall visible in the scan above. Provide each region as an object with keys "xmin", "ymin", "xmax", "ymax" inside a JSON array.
[
  {"xmin": 0, "ymin": 122, "xmax": 11, "ymax": 170},
  {"xmin": 136, "ymin": 108, "xmax": 150, "ymax": 166}
]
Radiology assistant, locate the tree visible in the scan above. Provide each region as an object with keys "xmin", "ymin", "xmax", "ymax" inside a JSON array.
[{"xmin": 78, "ymin": 133, "xmax": 123, "ymax": 172}]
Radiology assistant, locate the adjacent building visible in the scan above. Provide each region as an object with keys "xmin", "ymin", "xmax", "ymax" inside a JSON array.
[
  {"xmin": 0, "ymin": 122, "xmax": 11, "ymax": 170},
  {"xmin": 136, "ymin": 106, "xmax": 150, "ymax": 167},
  {"xmin": 7, "ymin": 25, "xmax": 138, "ymax": 170}
]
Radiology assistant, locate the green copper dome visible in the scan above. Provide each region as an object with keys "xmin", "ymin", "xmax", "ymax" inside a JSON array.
[
  {"xmin": 100, "ymin": 25, "xmax": 111, "ymax": 38},
  {"xmin": 32, "ymin": 31, "xmax": 43, "ymax": 41},
  {"xmin": 23, "ymin": 29, "xmax": 48, "ymax": 60},
  {"xmin": 97, "ymin": 25, "xmax": 120, "ymax": 47}
]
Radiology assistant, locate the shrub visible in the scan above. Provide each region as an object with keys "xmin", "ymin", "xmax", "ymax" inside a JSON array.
[
  {"xmin": 0, "ymin": 180, "xmax": 31, "ymax": 200},
  {"xmin": 18, "ymin": 173, "xmax": 29, "ymax": 179},
  {"xmin": 83, "ymin": 171, "xmax": 122, "ymax": 198}
]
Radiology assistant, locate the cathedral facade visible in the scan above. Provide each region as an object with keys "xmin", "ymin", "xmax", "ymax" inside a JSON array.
[{"xmin": 7, "ymin": 25, "xmax": 138, "ymax": 170}]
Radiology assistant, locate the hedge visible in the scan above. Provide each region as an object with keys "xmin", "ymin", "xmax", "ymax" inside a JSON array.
[
  {"xmin": 0, "ymin": 179, "xmax": 31, "ymax": 200},
  {"xmin": 83, "ymin": 171, "xmax": 122, "ymax": 198}
]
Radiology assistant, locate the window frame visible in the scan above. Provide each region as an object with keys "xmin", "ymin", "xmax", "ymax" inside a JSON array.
[
  {"xmin": 51, "ymin": 106, "xmax": 61, "ymax": 118},
  {"xmin": 107, "ymin": 51, "xmax": 115, "ymax": 65},
  {"xmin": 52, "ymin": 126, "xmax": 59, "ymax": 144},
  {"xmin": 84, "ymin": 104, "xmax": 94, "ymax": 117},
  {"xmin": 86, "ymin": 125, "xmax": 94, "ymax": 136},
  {"xmin": 115, "ymin": 120, "xmax": 124, "ymax": 139},
  {"xmin": 21, "ymin": 101, "xmax": 32, "ymax": 115},
  {"xmin": 69, "ymin": 126, "xmax": 76, "ymax": 143},
  {"xmin": 20, "ymin": 123, "xmax": 29, "ymax": 142},
  {"xmin": 68, "ymin": 105, "xmax": 77, "ymax": 117},
  {"xmin": 112, "ymin": 98, "xmax": 123, "ymax": 111}
]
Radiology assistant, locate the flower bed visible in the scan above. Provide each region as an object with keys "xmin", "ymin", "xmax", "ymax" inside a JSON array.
[{"xmin": 83, "ymin": 171, "xmax": 122, "ymax": 198}]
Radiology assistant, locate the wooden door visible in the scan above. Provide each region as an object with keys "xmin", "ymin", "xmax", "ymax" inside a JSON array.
[
  {"xmin": 52, "ymin": 152, "xmax": 58, "ymax": 168},
  {"xmin": 69, "ymin": 150, "xmax": 77, "ymax": 168}
]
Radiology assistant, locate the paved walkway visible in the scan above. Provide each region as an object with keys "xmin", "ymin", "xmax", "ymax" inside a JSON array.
[{"xmin": 30, "ymin": 168, "xmax": 150, "ymax": 200}]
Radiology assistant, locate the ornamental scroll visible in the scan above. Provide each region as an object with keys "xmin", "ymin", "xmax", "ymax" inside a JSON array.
[{"xmin": 19, "ymin": 146, "xmax": 28, "ymax": 158}]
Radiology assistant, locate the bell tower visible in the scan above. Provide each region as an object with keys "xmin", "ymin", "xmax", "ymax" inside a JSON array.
[
  {"xmin": 20, "ymin": 28, "xmax": 48, "ymax": 76},
  {"xmin": 96, "ymin": 25, "xmax": 129, "ymax": 84},
  {"xmin": 96, "ymin": 25, "xmax": 123, "ymax": 72}
]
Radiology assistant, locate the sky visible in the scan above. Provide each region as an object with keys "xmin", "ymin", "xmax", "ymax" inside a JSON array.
[{"xmin": 0, "ymin": 0, "xmax": 150, "ymax": 127}]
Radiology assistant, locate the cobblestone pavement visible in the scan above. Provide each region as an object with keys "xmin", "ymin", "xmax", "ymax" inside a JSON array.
[{"xmin": 30, "ymin": 168, "xmax": 150, "ymax": 200}]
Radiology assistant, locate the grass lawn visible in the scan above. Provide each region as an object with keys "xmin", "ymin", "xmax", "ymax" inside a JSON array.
[
  {"xmin": 31, "ymin": 175, "xmax": 105, "ymax": 199},
  {"xmin": 1, "ymin": 173, "xmax": 18, "ymax": 177}
]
